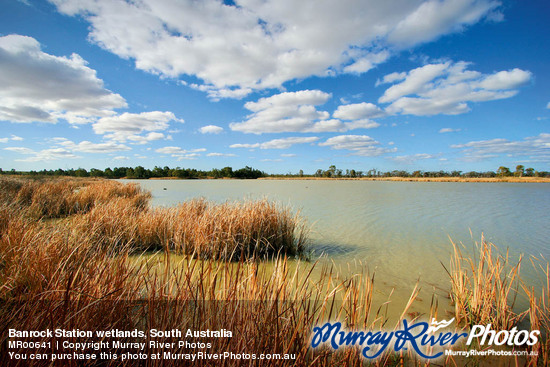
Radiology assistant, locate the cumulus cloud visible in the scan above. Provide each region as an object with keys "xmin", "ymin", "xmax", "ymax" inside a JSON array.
[
  {"xmin": 54, "ymin": 138, "xmax": 131, "ymax": 153},
  {"xmin": 230, "ymin": 136, "xmax": 319, "ymax": 150},
  {"xmin": 50, "ymin": 0, "xmax": 500, "ymax": 98},
  {"xmin": 342, "ymin": 51, "xmax": 390, "ymax": 74},
  {"xmin": 387, "ymin": 0, "xmax": 501, "ymax": 48},
  {"xmin": 333, "ymin": 102, "xmax": 386, "ymax": 120},
  {"xmin": 199, "ymin": 125, "xmax": 224, "ymax": 134},
  {"xmin": 319, "ymin": 135, "xmax": 397, "ymax": 156},
  {"xmin": 439, "ymin": 128, "xmax": 462, "ymax": 133},
  {"xmin": 451, "ymin": 133, "xmax": 550, "ymax": 162},
  {"xmin": 0, "ymin": 34, "xmax": 126, "ymax": 124},
  {"xmin": 230, "ymin": 90, "xmax": 332, "ymax": 133},
  {"xmin": 93, "ymin": 111, "xmax": 182, "ymax": 142},
  {"xmin": 379, "ymin": 61, "xmax": 532, "ymax": 116},
  {"xmin": 231, "ymin": 90, "xmax": 382, "ymax": 134}
]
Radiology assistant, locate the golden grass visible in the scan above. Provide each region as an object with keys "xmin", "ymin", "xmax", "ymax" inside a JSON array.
[
  {"xmin": 444, "ymin": 235, "xmax": 525, "ymax": 330},
  {"xmin": 443, "ymin": 235, "xmax": 550, "ymax": 366},
  {"xmin": 522, "ymin": 256, "xmax": 550, "ymax": 366}
]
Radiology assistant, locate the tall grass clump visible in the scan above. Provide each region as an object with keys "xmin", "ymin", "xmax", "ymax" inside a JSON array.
[
  {"xmin": 444, "ymin": 235, "xmax": 524, "ymax": 330},
  {"xmin": 522, "ymin": 256, "xmax": 550, "ymax": 365},
  {"xmin": 444, "ymin": 236, "xmax": 550, "ymax": 365},
  {"xmin": 71, "ymin": 197, "xmax": 308, "ymax": 259},
  {"xmin": 0, "ymin": 176, "xmax": 150, "ymax": 219},
  {"xmin": 0, "ymin": 177, "xmax": 306, "ymax": 259}
]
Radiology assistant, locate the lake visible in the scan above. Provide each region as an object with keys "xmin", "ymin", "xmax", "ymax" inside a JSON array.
[{"xmin": 127, "ymin": 179, "xmax": 550, "ymax": 315}]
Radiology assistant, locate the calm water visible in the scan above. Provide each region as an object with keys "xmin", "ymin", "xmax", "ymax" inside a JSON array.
[{"xmin": 127, "ymin": 179, "xmax": 550, "ymax": 313}]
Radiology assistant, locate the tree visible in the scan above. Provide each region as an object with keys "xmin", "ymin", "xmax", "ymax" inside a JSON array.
[
  {"xmin": 75, "ymin": 168, "xmax": 88, "ymax": 177},
  {"xmin": 221, "ymin": 166, "xmax": 233, "ymax": 178},
  {"xmin": 125, "ymin": 167, "xmax": 135, "ymax": 178},
  {"xmin": 298, "ymin": 169, "xmax": 304, "ymax": 177},
  {"xmin": 525, "ymin": 167, "xmax": 535, "ymax": 177},
  {"xmin": 514, "ymin": 165, "xmax": 525, "ymax": 177},
  {"xmin": 497, "ymin": 166, "xmax": 512, "ymax": 177}
]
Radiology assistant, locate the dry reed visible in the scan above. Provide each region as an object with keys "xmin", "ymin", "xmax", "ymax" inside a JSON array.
[{"xmin": 443, "ymin": 235, "xmax": 524, "ymax": 330}]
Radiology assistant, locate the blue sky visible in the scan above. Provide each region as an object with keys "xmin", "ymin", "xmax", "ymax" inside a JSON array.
[{"xmin": 0, "ymin": 0, "xmax": 548, "ymax": 174}]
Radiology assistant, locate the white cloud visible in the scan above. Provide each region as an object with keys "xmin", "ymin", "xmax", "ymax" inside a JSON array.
[
  {"xmin": 231, "ymin": 90, "xmax": 382, "ymax": 134},
  {"xmin": 55, "ymin": 138, "xmax": 131, "ymax": 153},
  {"xmin": 5, "ymin": 146, "xmax": 81, "ymax": 162},
  {"xmin": 439, "ymin": 128, "xmax": 462, "ymax": 133},
  {"xmin": 376, "ymin": 71, "xmax": 407, "ymax": 86},
  {"xmin": 546, "ymin": 102, "xmax": 550, "ymax": 109},
  {"xmin": 155, "ymin": 146, "xmax": 206, "ymax": 155},
  {"xmin": 0, "ymin": 34, "xmax": 126, "ymax": 124},
  {"xmin": 319, "ymin": 135, "xmax": 397, "ymax": 156},
  {"xmin": 206, "ymin": 152, "xmax": 237, "ymax": 157},
  {"xmin": 390, "ymin": 153, "xmax": 437, "ymax": 164},
  {"xmin": 230, "ymin": 136, "xmax": 319, "ymax": 150},
  {"xmin": 281, "ymin": 153, "xmax": 296, "ymax": 157},
  {"xmin": 176, "ymin": 153, "xmax": 200, "ymax": 161},
  {"xmin": 50, "ymin": 0, "xmax": 500, "ymax": 98},
  {"xmin": 379, "ymin": 61, "xmax": 532, "ymax": 116},
  {"xmin": 477, "ymin": 69, "xmax": 532, "ymax": 90},
  {"xmin": 333, "ymin": 102, "xmax": 386, "ymax": 120},
  {"xmin": 342, "ymin": 119, "xmax": 381, "ymax": 130},
  {"xmin": 229, "ymin": 143, "xmax": 260, "ymax": 149},
  {"xmin": 113, "ymin": 156, "xmax": 129, "ymax": 161},
  {"xmin": 260, "ymin": 137, "xmax": 319, "ymax": 149},
  {"xmin": 11, "ymin": 135, "xmax": 24, "ymax": 141},
  {"xmin": 451, "ymin": 133, "xmax": 550, "ymax": 162},
  {"xmin": 230, "ymin": 90, "xmax": 333, "ymax": 133},
  {"xmin": 0, "ymin": 135, "xmax": 24, "ymax": 143},
  {"xmin": 379, "ymin": 63, "xmax": 450, "ymax": 103},
  {"xmin": 125, "ymin": 132, "xmax": 167, "ymax": 145},
  {"xmin": 93, "ymin": 111, "xmax": 183, "ymax": 142},
  {"xmin": 199, "ymin": 125, "xmax": 224, "ymax": 134},
  {"xmin": 5, "ymin": 137, "xmax": 132, "ymax": 162},
  {"xmin": 154, "ymin": 146, "xmax": 205, "ymax": 160},
  {"xmin": 388, "ymin": 0, "xmax": 501, "ymax": 48},
  {"xmin": 342, "ymin": 50, "xmax": 390, "ymax": 74}
]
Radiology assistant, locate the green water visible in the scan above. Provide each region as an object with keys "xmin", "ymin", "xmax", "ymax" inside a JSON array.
[{"xmin": 127, "ymin": 179, "xmax": 550, "ymax": 316}]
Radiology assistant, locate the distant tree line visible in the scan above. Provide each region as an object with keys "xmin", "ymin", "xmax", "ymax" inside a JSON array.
[
  {"xmin": 0, "ymin": 166, "xmax": 266, "ymax": 179},
  {"xmin": 271, "ymin": 164, "xmax": 550, "ymax": 178},
  {"xmin": 1, "ymin": 164, "xmax": 548, "ymax": 179}
]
